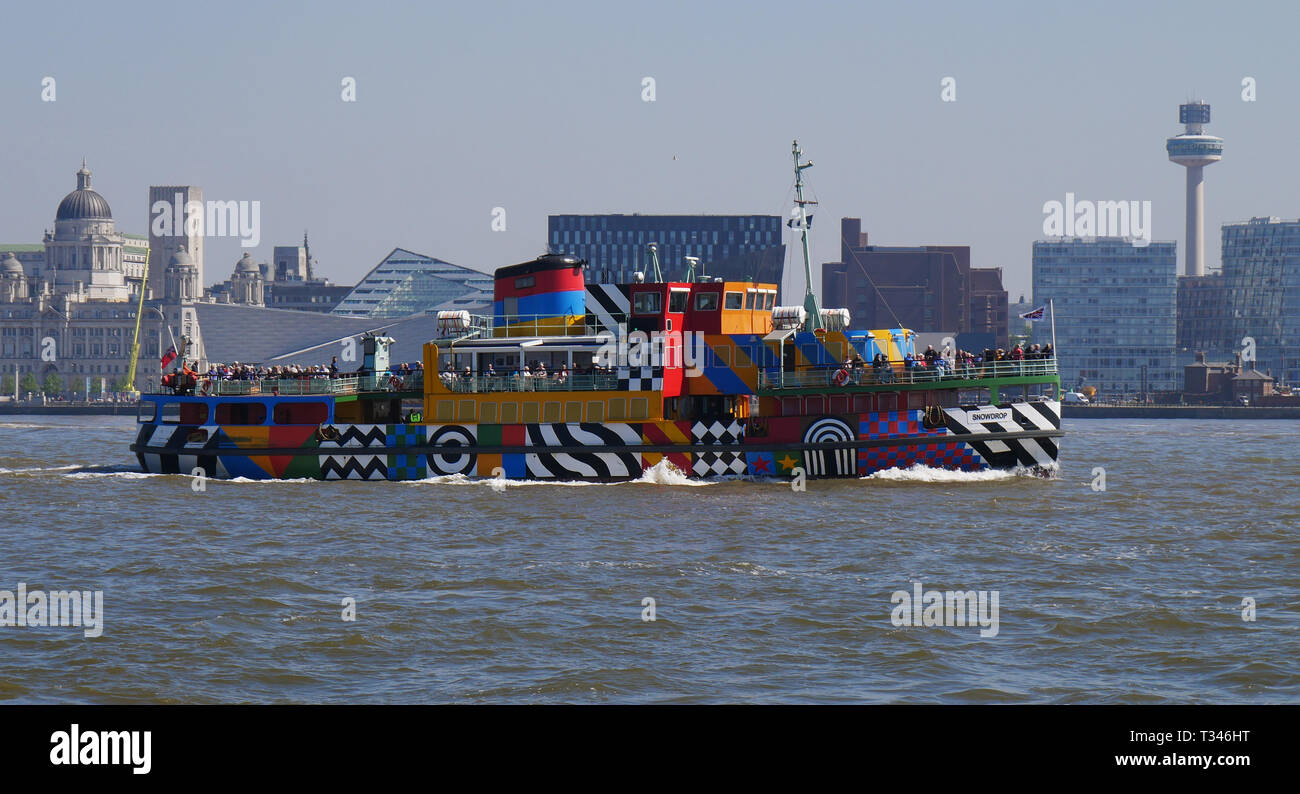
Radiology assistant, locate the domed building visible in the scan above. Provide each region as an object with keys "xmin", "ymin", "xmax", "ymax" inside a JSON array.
[
  {"xmin": 164, "ymin": 245, "xmax": 201, "ymax": 302},
  {"xmin": 228, "ymin": 252, "xmax": 265, "ymax": 306},
  {"xmin": 41, "ymin": 161, "xmax": 132, "ymax": 302},
  {"xmin": 0, "ymin": 252, "xmax": 28, "ymax": 303}
]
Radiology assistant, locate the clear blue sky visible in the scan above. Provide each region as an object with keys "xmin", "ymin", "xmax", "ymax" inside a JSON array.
[{"xmin": 2, "ymin": 0, "xmax": 1295, "ymax": 301}]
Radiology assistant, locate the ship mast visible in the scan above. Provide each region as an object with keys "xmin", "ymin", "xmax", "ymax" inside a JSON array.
[{"xmin": 792, "ymin": 140, "xmax": 823, "ymax": 330}]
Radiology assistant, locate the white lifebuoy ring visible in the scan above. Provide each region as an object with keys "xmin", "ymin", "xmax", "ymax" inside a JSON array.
[
  {"xmin": 199, "ymin": 379, "xmax": 211, "ymax": 396},
  {"xmin": 832, "ymin": 368, "xmax": 850, "ymax": 386}
]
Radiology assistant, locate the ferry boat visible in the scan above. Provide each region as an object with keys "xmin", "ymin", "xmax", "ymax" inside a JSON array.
[{"xmin": 131, "ymin": 143, "xmax": 1063, "ymax": 482}]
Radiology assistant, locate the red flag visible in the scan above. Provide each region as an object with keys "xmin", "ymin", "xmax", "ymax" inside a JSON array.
[{"xmin": 160, "ymin": 345, "xmax": 177, "ymax": 369}]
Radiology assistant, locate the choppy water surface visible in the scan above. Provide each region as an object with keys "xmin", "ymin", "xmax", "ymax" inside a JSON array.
[{"xmin": 0, "ymin": 415, "xmax": 1296, "ymax": 703}]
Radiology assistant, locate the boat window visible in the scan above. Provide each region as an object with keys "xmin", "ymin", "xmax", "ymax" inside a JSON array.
[
  {"xmin": 877, "ymin": 393, "xmax": 897, "ymax": 412},
  {"xmin": 668, "ymin": 289, "xmax": 690, "ymax": 313},
  {"xmin": 695, "ymin": 292, "xmax": 718, "ymax": 311},
  {"xmin": 272, "ymin": 401, "xmax": 329, "ymax": 425},
  {"xmin": 215, "ymin": 402, "xmax": 267, "ymax": 425},
  {"xmin": 500, "ymin": 402, "xmax": 518, "ymax": 423},
  {"xmin": 137, "ymin": 401, "xmax": 157, "ymax": 423},
  {"xmin": 958, "ymin": 388, "xmax": 990, "ymax": 406},
  {"xmin": 724, "ymin": 292, "xmax": 743, "ymax": 310},
  {"xmin": 744, "ymin": 291, "xmax": 756, "ymax": 310},
  {"xmin": 764, "ymin": 291, "xmax": 776, "ymax": 310},
  {"xmin": 161, "ymin": 402, "xmax": 208, "ymax": 425},
  {"xmin": 633, "ymin": 291, "xmax": 662, "ymax": 314},
  {"xmin": 514, "ymin": 275, "xmax": 535, "ymax": 289}
]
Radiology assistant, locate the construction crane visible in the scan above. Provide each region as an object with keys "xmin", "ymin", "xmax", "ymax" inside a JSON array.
[{"xmin": 124, "ymin": 249, "xmax": 150, "ymax": 395}]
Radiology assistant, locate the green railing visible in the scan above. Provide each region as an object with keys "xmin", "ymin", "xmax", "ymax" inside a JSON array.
[
  {"xmin": 759, "ymin": 358, "xmax": 1058, "ymax": 390},
  {"xmin": 442, "ymin": 372, "xmax": 620, "ymax": 393},
  {"xmin": 199, "ymin": 372, "xmax": 423, "ymax": 396}
]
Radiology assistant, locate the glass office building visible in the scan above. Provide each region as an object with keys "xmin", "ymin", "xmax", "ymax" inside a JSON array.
[
  {"xmin": 332, "ymin": 248, "xmax": 493, "ymax": 318},
  {"xmin": 548, "ymin": 214, "xmax": 785, "ymax": 286},
  {"xmin": 1032, "ymin": 237, "xmax": 1179, "ymax": 393},
  {"xmin": 1217, "ymin": 217, "xmax": 1300, "ymax": 385}
]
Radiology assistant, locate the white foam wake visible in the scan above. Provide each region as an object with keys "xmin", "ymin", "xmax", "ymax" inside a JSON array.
[
  {"xmin": 862, "ymin": 464, "xmax": 1053, "ymax": 483},
  {"xmin": 401, "ymin": 459, "xmax": 713, "ymax": 489}
]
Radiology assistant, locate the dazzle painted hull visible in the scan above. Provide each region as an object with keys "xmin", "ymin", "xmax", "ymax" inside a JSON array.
[{"xmin": 133, "ymin": 401, "xmax": 1061, "ymax": 481}]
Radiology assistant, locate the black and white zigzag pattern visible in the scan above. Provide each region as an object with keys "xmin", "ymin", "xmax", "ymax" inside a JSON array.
[
  {"xmin": 320, "ymin": 454, "xmax": 388, "ymax": 480},
  {"xmin": 692, "ymin": 451, "xmax": 746, "ymax": 477},
  {"xmin": 524, "ymin": 423, "xmax": 641, "ymax": 479},
  {"xmin": 802, "ymin": 416, "xmax": 856, "ymax": 476},
  {"xmin": 586, "ymin": 284, "xmax": 630, "ymax": 334},
  {"xmin": 318, "ymin": 424, "xmax": 386, "ymax": 448},
  {"xmin": 691, "ymin": 419, "xmax": 744, "ymax": 445},
  {"xmin": 942, "ymin": 402, "xmax": 1059, "ymax": 469},
  {"xmin": 617, "ymin": 366, "xmax": 663, "ymax": 391}
]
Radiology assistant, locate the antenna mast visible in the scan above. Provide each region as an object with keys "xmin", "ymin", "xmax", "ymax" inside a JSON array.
[
  {"xmin": 646, "ymin": 242, "xmax": 663, "ymax": 282},
  {"xmin": 792, "ymin": 140, "xmax": 823, "ymax": 330}
]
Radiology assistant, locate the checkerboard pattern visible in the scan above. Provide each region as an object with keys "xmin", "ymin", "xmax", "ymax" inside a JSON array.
[
  {"xmin": 387, "ymin": 453, "xmax": 427, "ymax": 481},
  {"xmin": 617, "ymin": 366, "xmax": 663, "ymax": 391},
  {"xmin": 858, "ymin": 409, "xmax": 947, "ymax": 439},
  {"xmin": 858, "ymin": 440, "xmax": 983, "ymax": 474},
  {"xmin": 692, "ymin": 419, "xmax": 744, "ymax": 445},
  {"xmin": 389, "ymin": 424, "xmax": 427, "ymax": 448},
  {"xmin": 386, "ymin": 425, "xmax": 428, "ymax": 480},
  {"xmin": 692, "ymin": 451, "xmax": 747, "ymax": 476}
]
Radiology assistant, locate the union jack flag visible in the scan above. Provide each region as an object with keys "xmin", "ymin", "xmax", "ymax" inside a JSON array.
[{"xmin": 1019, "ymin": 306, "xmax": 1046, "ymax": 321}]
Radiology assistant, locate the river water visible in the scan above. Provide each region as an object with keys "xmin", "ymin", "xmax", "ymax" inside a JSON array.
[{"xmin": 0, "ymin": 415, "xmax": 1296, "ymax": 703}]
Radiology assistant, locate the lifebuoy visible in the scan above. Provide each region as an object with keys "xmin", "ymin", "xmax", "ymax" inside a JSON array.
[
  {"xmin": 199, "ymin": 379, "xmax": 211, "ymax": 396},
  {"xmin": 832, "ymin": 367, "xmax": 850, "ymax": 386}
]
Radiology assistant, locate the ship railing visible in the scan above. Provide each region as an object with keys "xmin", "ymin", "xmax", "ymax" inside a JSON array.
[
  {"xmin": 441, "ymin": 372, "xmax": 620, "ymax": 393},
  {"xmin": 758, "ymin": 358, "xmax": 1058, "ymax": 390},
  {"xmin": 434, "ymin": 313, "xmax": 602, "ymax": 340},
  {"xmin": 198, "ymin": 372, "xmax": 423, "ymax": 396}
]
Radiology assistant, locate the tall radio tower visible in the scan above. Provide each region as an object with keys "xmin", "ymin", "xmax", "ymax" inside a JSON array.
[{"xmin": 1166, "ymin": 101, "xmax": 1223, "ymax": 277}]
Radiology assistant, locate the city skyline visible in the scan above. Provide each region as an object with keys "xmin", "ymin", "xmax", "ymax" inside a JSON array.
[{"xmin": 3, "ymin": 0, "xmax": 1296, "ymax": 302}]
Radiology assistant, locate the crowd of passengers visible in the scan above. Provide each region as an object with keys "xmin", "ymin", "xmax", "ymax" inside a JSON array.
[
  {"xmin": 201, "ymin": 358, "xmax": 423, "ymax": 381},
  {"xmin": 842, "ymin": 343, "xmax": 1054, "ymax": 380},
  {"xmin": 439, "ymin": 361, "xmax": 618, "ymax": 388},
  {"xmin": 160, "ymin": 358, "xmax": 424, "ymax": 394}
]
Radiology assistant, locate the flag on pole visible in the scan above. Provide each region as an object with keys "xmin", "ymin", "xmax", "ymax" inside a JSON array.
[
  {"xmin": 1019, "ymin": 305, "xmax": 1047, "ymax": 321},
  {"xmin": 160, "ymin": 344, "xmax": 177, "ymax": 369}
]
